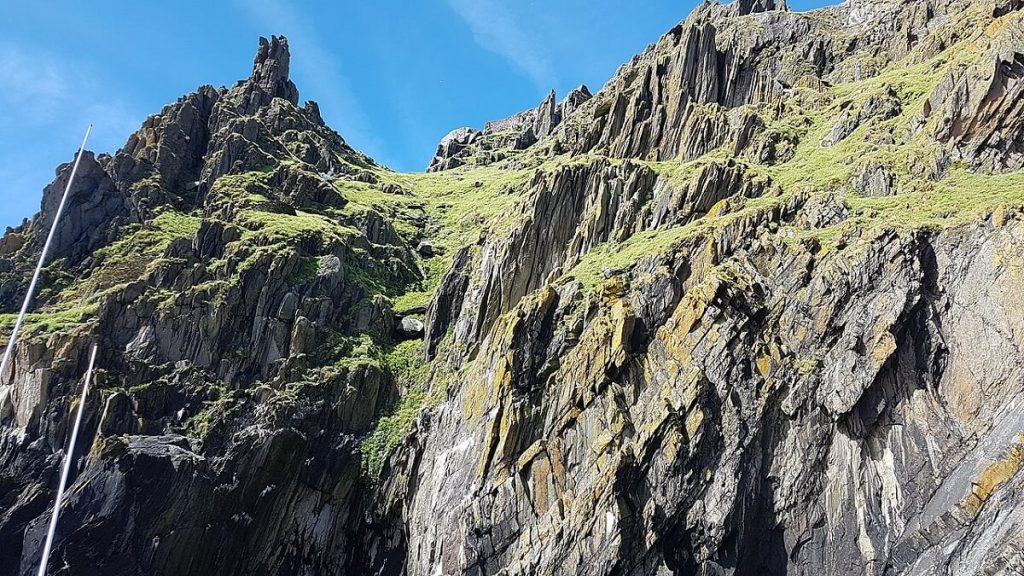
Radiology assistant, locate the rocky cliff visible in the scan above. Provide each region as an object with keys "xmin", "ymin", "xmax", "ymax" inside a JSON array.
[{"xmin": 2, "ymin": 1, "xmax": 1024, "ymax": 574}]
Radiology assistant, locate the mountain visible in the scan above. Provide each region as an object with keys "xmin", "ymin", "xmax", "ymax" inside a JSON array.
[{"xmin": 2, "ymin": 0, "xmax": 1024, "ymax": 574}]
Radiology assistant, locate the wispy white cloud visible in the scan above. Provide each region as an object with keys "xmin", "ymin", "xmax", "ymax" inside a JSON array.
[
  {"xmin": 0, "ymin": 44, "xmax": 69, "ymax": 123},
  {"xmin": 234, "ymin": 0, "xmax": 383, "ymax": 160},
  {"xmin": 445, "ymin": 0, "xmax": 558, "ymax": 92},
  {"xmin": 0, "ymin": 43, "xmax": 140, "ymax": 145},
  {"xmin": 0, "ymin": 43, "xmax": 143, "ymax": 229}
]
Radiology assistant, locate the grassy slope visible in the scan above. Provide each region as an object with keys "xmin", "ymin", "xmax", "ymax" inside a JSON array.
[{"xmin": 562, "ymin": 35, "xmax": 1024, "ymax": 289}]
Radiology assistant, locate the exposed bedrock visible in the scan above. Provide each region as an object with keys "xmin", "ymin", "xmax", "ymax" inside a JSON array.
[{"xmin": 3, "ymin": 0, "xmax": 1024, "ymax": 575}]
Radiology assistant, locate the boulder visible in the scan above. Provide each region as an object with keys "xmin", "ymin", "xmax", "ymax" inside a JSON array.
[
  {"xmin": 416, "ymin": 241, "xmax": 437, "ymax": 257},
  {"xmin": 395, "ymin": 316, "xmax": 425, "ymax": 339}
]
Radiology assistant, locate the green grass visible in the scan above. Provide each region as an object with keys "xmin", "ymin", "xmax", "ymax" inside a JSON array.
[
  {"xmin": 292, "ymin": 255, "xmax": 322, "ymax": 284},
  {"xmin": 392, "ymin": 255, "xmax": 452, "ymax": 312},
  {"xmin": 322, "ymin": 332, "xmax": 384, "ymax": 372},
  {"xmin": 3, "ymin": 210, "xmax": 201, "ymax": 343},
  {"xmin": 69, "ymin": 210, "xmax": 201, "ymax": 300},
  {"xmin": 360, "ymin": 339, "xmax": 449, "ymax": 479},
  {"xmin": 267, "ymin": 331, "xmax": 441, "ymax": 476},
  {"xmin": 360, "ymin": 389, "xmax": 425, "ymax": 478},
  {"xmin": 565, "ymin": 190, "xmax": 788, "ymax": 292},
  {"xmin": 236, "ymin": 208, "xmax": 358, "ymax": 246},
  {"xmin": 0, "ymin": 303, "xmax": 99, "ymax": 342},
  {"xmin": 381, "ymin": 164, "xmax": 533, "ymax": 247},
  {"xmin": 206, "ymin": 171, "xmax": 279, "ymax": 212},
  {"xmin": 845, "ymin": 168, "xmax": 1024, "ymax": 230},
  {"xmin": 642, "ymin": 156, "xmax": 707, "ymax": 188},
  {"xmin": 331, "ymin": 162, "xmax": 533, "ymax": 314},
  {"xmin": 180, "ymin": 386, "xmax": 245, "ymax": 442}
]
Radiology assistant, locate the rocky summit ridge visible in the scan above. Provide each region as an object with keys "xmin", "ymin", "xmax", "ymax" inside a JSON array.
[{"xmin": 3, "ymin": 0, "xmax": 1024, "ymax": 574}]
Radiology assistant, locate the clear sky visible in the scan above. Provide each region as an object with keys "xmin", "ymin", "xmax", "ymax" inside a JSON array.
[{"xmin": 0, "ymin": 0, "xmax": 835, "ymax": 230}]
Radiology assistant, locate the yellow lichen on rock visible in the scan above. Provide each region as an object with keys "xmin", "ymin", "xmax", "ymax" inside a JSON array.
[{"xmin": 962, "ymin": 436, "xmax": 1024, "ymax": 517}]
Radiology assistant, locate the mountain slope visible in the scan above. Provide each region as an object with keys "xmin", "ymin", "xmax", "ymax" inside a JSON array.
[{"xmin": 2, "ymin": 1, "xmax": 1024, "ymax": 575}]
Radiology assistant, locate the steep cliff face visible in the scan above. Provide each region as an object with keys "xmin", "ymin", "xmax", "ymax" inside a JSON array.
[{"xmin": 3, "ymin": 1, "xmax": 1024, "ymax": 575}]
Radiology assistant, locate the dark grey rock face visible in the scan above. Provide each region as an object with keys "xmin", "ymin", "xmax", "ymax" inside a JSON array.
[
  {"xmin": 37, "ymin": 152, "xmax": 133, "ymax": 263},
  {"xmin": 3, "ymin": 1, "xmax": 1024, "ymax": 575},
  {"xmin": 239, "ymin": 35, "xmax": 300, "ymax": 114}
]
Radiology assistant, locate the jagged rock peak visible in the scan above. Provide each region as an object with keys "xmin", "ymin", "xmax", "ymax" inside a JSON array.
[
  {"xmin": 426, "ymin": 127, "xmax": 480, "ymax": 171},
  {"xmin": 532, "ymin": 90, "xmax": 559, "ymax": 140},
  {"xmin": 237, "ymin": 35, "xmax": 300, "ymax": 113},
  {"xmin": 427, "ymin": 85, "xmax": 594, "ymax": 171},
  {"xmin": 703, "ymin": 0, "xmax": 787, "ymax": 16},
  {"xmin": 561, "ymin": 84, "xmax": 592, "ymax": 113},
  {"xmin": 441, "ymin": 127, "xmax": 480, "ymax": 147},
  {"xmin": 741, "ymin": 0, "xmax": 781, "ymax": 13}
]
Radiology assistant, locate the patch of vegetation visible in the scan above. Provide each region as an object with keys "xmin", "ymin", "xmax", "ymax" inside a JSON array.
[
  {"xmin": 565, "ymin": 190, "xmax": 788, "ymax": 292},
  {"xmin": 4, "ymin": 209, "xmax": 202, "ymax": 343},
  {"xmin": 321, "ymin": 332, "xmax": 384, "ymax": 372},
  {"xmin": 310, "ymin": 330, "xmax": 428, "ymax": 479},
  {"xmin": 180, "ymin": 385, "xmax": 246, "ymax": 442},
  {"xmin": 642, "ymin": 156, "xmax": 707, "ymax": 189},
  {"xmin": 330, "ymin": 162, "xmax": 534, "ymax": 314},
  {"xmin": 845, "ymin": 168, "xmax": 1024, "ymax": 230},
  {"xmin": 69, "ymin": 210, "xmax": 202, "ymax": 301},
  {"xmin": 291, "ymin": 255, "xmax": 321, "ymax": 284},
  {"xmin": 383, "ymin": 164, "xmax": 533, "ymax": 248},
  {"xmin": 360, "ymin": 339, "xmax": 449, "ymax": 479},
  {"xmin": 762, "ymin": 33, "xmax": 992, "ymax": 191},
  {"xmin": 207, "ymin": 174, "xmax": 276, "ymax": 211},
  {"xmin": 0, "ymin": 303, "xmax": 99, "ymax": 342},
  {"xmin": 343, "ymin": 258, "xmax": 394, "ymax": 297},
  {"xmin": 236, "ymin": 208, "xmax": 358, "ymax": 246},
  {"xmin": 360, "ymin": 388, "xmax": 424, "ymax": 478},
  {"xmin": 212, "ymin": 202, "xmax": 360, "ymax": 294},
  {"xmin": 730, "ymin": 38, "xmax": 1024, "ymax": 247},
  {"xmin": 391, "ymin": 254, "xmax": 452, "ymax": 312}
]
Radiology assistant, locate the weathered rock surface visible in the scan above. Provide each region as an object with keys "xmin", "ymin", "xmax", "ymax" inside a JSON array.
[
  {"xmin": 925, "ymin": 9, "xmax": 1024, "ymax": 172},
  {"xmin": 426, "ymin": 85, "xmax": 592, "ymax": 172},
  {"xmin": 4, "ymin": 1, "xmax": 1024, "ymax": 575}
]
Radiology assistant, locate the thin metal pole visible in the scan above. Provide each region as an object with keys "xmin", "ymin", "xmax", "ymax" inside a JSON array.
[
  {"xmin": 36, "ymin": 343, "xmax": 98, "ymax": 576},
  {"xmin": 0, "ymin": 125, "xmax": 92, "ymax": 386}
]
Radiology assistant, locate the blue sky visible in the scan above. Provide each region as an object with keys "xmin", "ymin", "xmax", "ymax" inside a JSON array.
[{"xmin": 0, "ymin": 0, "xmax": 834, "ymax": 230}]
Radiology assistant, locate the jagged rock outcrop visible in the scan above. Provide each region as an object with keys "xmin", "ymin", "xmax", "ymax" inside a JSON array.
[
  {"xmin": 823, "ymin": 88, "xmax": 903, "ymax": 147},
  {"xmin": 427, "ymin": 127, "xmax": 481, "ymax": 172},
  {"xmin": 925, "ymin": 9, "xmax": 1024, "ymax": 172},
  {"xmin": 729, "ymin": 0, "xmax": 785, "ymax": 15},
  {"xmin": 853, "ymin": 159, "xmax": 897, "ymax": 196},
  {"xmin": 0, "ymin": 35, "xmax": 414, "ymax": 576},
  {"xmin": 0, "ymin": 152, "xmax": 132, "ymax": 309},
  {"xmin": 4, "ymin": 1, "xmax": 1024, "ymax": 575},
  {"xmin": 238, "ymin": 35, "xmax": 300, "ymax": 113},
  {"xmin": 426, "ymin": 85, "xmax": 592, "ymax": 171}
]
